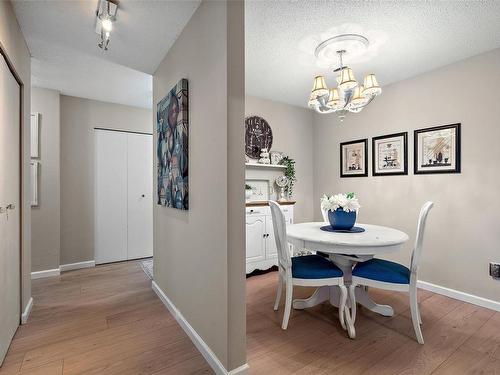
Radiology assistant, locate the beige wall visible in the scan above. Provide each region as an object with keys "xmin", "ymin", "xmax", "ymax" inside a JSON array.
[
  {"xmin": 31, "ymin": 87, "xmax": 60, "ymax": 272},
  {"xmin": 0, "ymin": 0, "xmax": 32, "ymax": 311},
  {"xmin": 153, "ymin": 0, "xmax": 246, "ymax": 371},
  {"xmin": 60, "ymin": 95, "xmax": 151, "ymax": 265},
  {"xmin": 245, "ymin": 96, "xmax": 314, "ymax": 222},
  {"xmin": 313, "ymin": 48, "xmax": 500, "ymax": 302}
]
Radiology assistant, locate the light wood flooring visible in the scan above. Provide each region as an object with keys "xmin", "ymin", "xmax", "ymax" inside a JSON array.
[{"xmin": 1, "ymin": 261, "xmax": 499, "ymax": 374}]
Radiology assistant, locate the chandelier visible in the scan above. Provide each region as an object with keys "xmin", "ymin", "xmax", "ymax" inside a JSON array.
[
  {"xmin": 95, "ymin": 0, "xmax": 118, "ymax": 51},
  {"xmin": 307, "ymin": 34, "xmax": 382, "ymax": 120}
]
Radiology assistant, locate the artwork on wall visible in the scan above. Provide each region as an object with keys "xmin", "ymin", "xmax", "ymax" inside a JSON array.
[
  {"xmin": 30, "ymin": 161, "xmax": 39, "ymax": 207},
  {"xmin": 157, "ymin": 78, "xmax": 189, "ymax": 210},
  {"xmin": 414, "ymin": 123, "xmax": 461, "ymax": 174},
  {"xmin": 30, "ymin": 113, "xmax": 40, "ymax": 158},
  {"xmin": 340, "ymin": 139, "xmax": 368, "ymax": 177},
  {"xmin": 372, "ymin": 132, "xmax": 408, "ymax": 176},
  {"xmin": 245, "ymin": 115, "xmax": 273, "ymax": 159}
]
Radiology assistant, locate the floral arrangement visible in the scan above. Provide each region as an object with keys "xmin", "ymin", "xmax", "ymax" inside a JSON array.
[{"xmin": 321, "ymin": 192, "xmax": 360, "ymax": 213}]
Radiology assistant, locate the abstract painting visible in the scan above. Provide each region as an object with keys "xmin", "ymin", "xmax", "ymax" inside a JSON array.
[
  {"xmin": 372, "ymin": 132, "xmax": 408, "ymax": 176},
  {"xmin": 157, "ymin": 78, "xmax": 189, "ymax": 209},
  {"xmin": 414, "ymin": 123, "xmax": 460, "ymax": 174},
  {"xmin": 340, "ymin": 139, "xmax": 368, "ymax": 177}
]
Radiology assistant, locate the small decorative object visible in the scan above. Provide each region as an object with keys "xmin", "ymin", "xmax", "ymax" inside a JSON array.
[
  {"xmin": 157, "ymin": 78, "xmax": 189, "ymax": 210},
  {"xmin": 245, "ymin": 184, "xmax": 253, "ymax": 201},
  {"xmin": 414, "ymin": 123, "xmax": 461, "ymax": 174},
  {"xmin": 245, "ymin": 116, "xmax": 273, "ymax": 159},
  {"xmin": 279, "ymin": 156, "xmax": 296, "ymax": 197},
  {"xmin": 321, "ymin": 192, "xmax": 360, "ymax": 230},
  {"xmin": 246, "ymin": 179, "xmax": 271, "ymax": 201},
  {"xmin": 372, "ymin": 132, "xmax": 408, "ymax": 176},
  {"xmin": 30, "ymin": 113, "xmax": 40, "ymax": 158},
  {"xmin": 30, "ymin": 161, "xmax": 39, "ymax": 206},
  {"xmin": 270, "ymin": 151, "xmax": 284, "ymax": 165},
  {"xmin": 275, "ymin": 175, "xmax": 289, "ymax": 202},
  {"xmin": 340, "ymin": 139, "xmax": 368, "ymax": 177},
  {"xmin": 258, "ymin": 148, "xmax": 271, "ymax": 164}
]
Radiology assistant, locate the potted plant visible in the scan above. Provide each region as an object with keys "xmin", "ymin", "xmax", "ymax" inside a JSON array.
[
  {"xmin": 245, "ymin": 184, "xmax": 253, "ymax": 201},
  {"xmin": 320, "ymin": 192, "xmax": 360, "ymax": 230},
  {"xmin": 279, "ymin": 156, "xmax": 296, "ymax": 198}
]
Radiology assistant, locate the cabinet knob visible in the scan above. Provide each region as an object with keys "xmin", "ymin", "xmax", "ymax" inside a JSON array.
[
  {"xmin": 141, "ymin": 194, "xmax": 145, "ymax": 198},
  {"xmin": 250, "ymin": 209, "xmax": 254, "ymax": 213}
]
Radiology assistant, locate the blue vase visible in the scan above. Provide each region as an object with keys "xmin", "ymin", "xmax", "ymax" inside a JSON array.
[{"xmin": 328, "ymin": 208, "xmax": 356, "ymax": 230}]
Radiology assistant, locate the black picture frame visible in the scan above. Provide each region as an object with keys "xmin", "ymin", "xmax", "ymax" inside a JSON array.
[
  {"xmin": 372, "ymin": 132, "xmax": 408, "ymax": 176},
  {"xmin": 414, "ymin": 123, "xmax": 461, "ymax": 174},
  {"xmin": 340, "ymin": 139, "xmax": 368, "ymax": 178}
]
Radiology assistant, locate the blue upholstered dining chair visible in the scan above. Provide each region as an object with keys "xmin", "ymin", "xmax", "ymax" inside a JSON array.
[
  {"xmin": 348, "ymin": 201, "xmax": 434, "ymax": 344},
  {"xmin": 269, "ymin": 201, "xmax": 348, "ymax": 330}
]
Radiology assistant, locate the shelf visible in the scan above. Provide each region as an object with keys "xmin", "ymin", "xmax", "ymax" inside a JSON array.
[{"xmin": 245, "ymin": 163, "xmax": 286, "ymax": 170}]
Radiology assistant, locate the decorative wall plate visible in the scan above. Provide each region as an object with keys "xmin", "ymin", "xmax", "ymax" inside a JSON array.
[{"xmin": 245, "ymin": 116, "xmax": 273, "ymax": 159}]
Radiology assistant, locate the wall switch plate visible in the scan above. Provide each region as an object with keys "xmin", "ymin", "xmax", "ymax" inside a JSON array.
[{"xmin": 490, "ymin": 262, "xmax": 500, "ymax": 279}]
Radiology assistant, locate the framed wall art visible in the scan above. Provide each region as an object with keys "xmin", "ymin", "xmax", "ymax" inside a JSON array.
[
  {"xmin": 372, "ymin": 132, "xmax": 408, "ymax": 176},
  {"xmin": 340, "ymin": 139, "xmax": 368, "ymax": 177},
  {"xmin": 157, "ymin": 78, "xmax": 189, "ymax": 210},
  {"xmin": 414, "ymin": 123, "xmax": 461, "ymax": 174}
]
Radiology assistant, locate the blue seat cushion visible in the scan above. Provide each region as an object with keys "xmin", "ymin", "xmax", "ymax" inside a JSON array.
[
  {"xmin": 352, "ymin": 258, "xmax": 410, "ymax": 284},
  {"xmin": 292, "ymin": 255, "xmax": 343, "ymax": 279}
]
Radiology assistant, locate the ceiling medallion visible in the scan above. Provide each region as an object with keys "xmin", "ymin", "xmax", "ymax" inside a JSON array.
[{"xmin": 308, "ymin": 34, "xmax": 382, "ymax": 121}]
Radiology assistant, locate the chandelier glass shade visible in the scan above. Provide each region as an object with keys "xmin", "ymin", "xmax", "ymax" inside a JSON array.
[{"xmin": 308, "ymin": 47, "xmax": 382, "ymax": 119}]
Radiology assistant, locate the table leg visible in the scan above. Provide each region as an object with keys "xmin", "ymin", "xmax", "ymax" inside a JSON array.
[
  {"xmin": 354, "ymin": 286, "xmax": 394, "ymax": 317},
  {"xmin": 292, "ymin": 286, "xmax": 330, "ymax": 309}
]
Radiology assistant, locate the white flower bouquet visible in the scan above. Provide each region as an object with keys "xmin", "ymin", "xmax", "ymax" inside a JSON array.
[{"xmin": 321, "ymin": 192, "xmax": 360, "ymax": 213}]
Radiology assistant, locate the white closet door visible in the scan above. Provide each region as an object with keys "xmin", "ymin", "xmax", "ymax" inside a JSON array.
[
  {"xmin": 0, "ymin": 55, "xmax": 21, "ymax": 365},
  {"xmin": 95, "ymin": 130, "xmax": 128, "ymax": 264},
  {"xmin": 127, "ymin": 133, "xmax": 153, "ymax": 260}
]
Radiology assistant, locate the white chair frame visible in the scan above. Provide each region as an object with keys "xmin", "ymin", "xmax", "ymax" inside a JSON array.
[
  {"xmin": 349, "ymin": 201, "xmax": 434, "ymax": 344},
  {"xmin": 269, "ymin": 201, "xmax": 348, "ymax": 330}
]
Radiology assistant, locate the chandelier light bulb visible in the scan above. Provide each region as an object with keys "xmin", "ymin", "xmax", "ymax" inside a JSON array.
[
  {"xmin": 363, "ymin": 74, "xmax": 382, "ymax": 96},
  {"xmin": 102, "ymin": 18, "xmax": 113, "ymax": 32},
  {"xmin": 349, "ymin": 85, "xmax": 367, "ymax": 108},
  {"xmin": 338, "ymin": 67, "xmax": 358, "ymax": 91},
  {"xmin": 311, "ymin": 75, "xmax": 329, "ymax": 99}
]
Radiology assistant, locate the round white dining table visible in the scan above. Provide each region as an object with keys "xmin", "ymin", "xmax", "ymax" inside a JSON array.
[{"xmin": 286, "ymin": 222, "xmax": 409, "ymax": 337}]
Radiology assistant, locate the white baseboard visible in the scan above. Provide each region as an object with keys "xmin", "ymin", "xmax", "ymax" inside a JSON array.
[
  {"xmin": 21, "ymin": 297, "xmax": 33, "ymax": 324},
  {"xmin": 31, "ymin": 260, "xmax": 96, "ymax": 279},
  {"xmin": 60, "ymin": 260, "xmax": 95, "ymax": 272},
  {"xmin": 31, "ymin": 268, "xmax": 60, "ymax": 279},
  {"xmin": 417, "ymin": 280, "xmax": 500, "ymax": 312},
  {"xmin": 152, "ymin": 281, "xmax": 249, "ymax": 375}
]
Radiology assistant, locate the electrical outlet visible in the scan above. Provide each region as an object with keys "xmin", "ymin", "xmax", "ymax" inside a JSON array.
[{"xmin": 490, "ymin": 262, "xmax": 500, "ymax": 279}]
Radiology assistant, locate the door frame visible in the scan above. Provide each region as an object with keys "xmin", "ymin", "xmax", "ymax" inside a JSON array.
[{"xmin": 0, "ymin": 41, "xmax": 25, "ymax": 322}]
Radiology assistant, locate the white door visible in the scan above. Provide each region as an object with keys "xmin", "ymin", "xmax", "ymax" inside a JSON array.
[
  {"xmin": 95, "ymin": 130, "xmax": 128, "ymax": 264},
  {"xmin": 246, "ymin": 216, "xmax": 266, "ymax": 262},
  {"xmin": 127, "ymin": 133, "xmax": 153, "ymax": 260},
  {"xmin": 265, "ymin": 217, "xmax": 278, "ymax": 259},
  {"xmin": 0, "ymin": 56, "xmax": 21, "ymax": 365}
]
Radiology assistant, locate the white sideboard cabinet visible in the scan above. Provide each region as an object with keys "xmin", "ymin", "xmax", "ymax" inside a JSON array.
[{"xmin": 245, "ymin": 202, "xmax": 295, "ymax": 274}]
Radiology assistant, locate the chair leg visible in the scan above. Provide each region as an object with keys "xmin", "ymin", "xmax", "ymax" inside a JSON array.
[
  {"xmin": 409, "ymin": 287, "xmax": 424, "ymax": 344},
  {"xmin": 338, "ymin": 285, "xmax": 347, "ymax": 330},
  {"xmin": 281, "ymin": 280, "xmax": 293, "ymax": 330},
  {"xmin": 348, "ymin": 284, "xmax": 357, "ymax": 324},
  {"xmin": 274, "ymin": 272, "xmax": 283, "ymax": 311},
  {"xmin": 417, "ymin": 303, "xmax": 422, "ymax": 325}
]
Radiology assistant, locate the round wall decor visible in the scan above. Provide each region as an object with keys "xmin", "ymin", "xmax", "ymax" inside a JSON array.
[{"xmin": 245, "ymin": 115, "xmax": 273, "ymax": 159}]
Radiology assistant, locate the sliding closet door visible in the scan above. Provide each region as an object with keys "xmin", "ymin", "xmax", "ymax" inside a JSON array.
[
  {"xmin": 94, "ymin": 130, "xmax": 128, "ymax": 264},
  {"xmin": 127, "ymin": 133, "xmax": 153, "ymax": 260},
  {"xmin": 0, "ymin": 56, "xmax": 21, "ymax": 364}
]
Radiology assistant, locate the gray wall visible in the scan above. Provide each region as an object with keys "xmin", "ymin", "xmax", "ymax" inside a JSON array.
[
  {"xmin": 60, "ymin": 95, "xmax": 151, "ymax": 265},
  {"xmin": 245, "ymin": 95, "xmax": 314, "ymax": 222},
  {"xmin": 153, "ymin": 0, "xmax": 246, "ymax": 371},
  {"xmin": 31, "ymin": 87, "xmax": 60, "ymax": 272},
  {"xmin": 313, "ymin": 48, "xmax": 500, "ymax": 302},
  {"xmin": 0, "ymin": 0, "xmax": 32, "ymax": 311}
]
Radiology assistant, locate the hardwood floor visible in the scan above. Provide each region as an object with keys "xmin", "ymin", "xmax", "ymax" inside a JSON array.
[
  {"xmin": 247, "ymin": 271, "xmax": 500, "ymax": 375},
  {"xmin": 0, "ymin": 261, "xmax": 212, "ymax": 375},
  {"xmin": 1, "ymin": 262, "xmax": 499, "ymax": 374}
]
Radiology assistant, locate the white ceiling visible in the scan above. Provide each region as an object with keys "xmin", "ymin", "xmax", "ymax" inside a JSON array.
[
  {"xmin": 245, "ymin": 1, "xmax": 500, "ymax": 108},
  {"xmin": 12, "ymin": 0, "xmax": 201, "ymax": 109}
]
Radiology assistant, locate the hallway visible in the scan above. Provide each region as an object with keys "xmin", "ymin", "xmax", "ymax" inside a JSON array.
[{"xmin": 0, "ymin": 261, "xmax": 212, "ymax": 375}]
